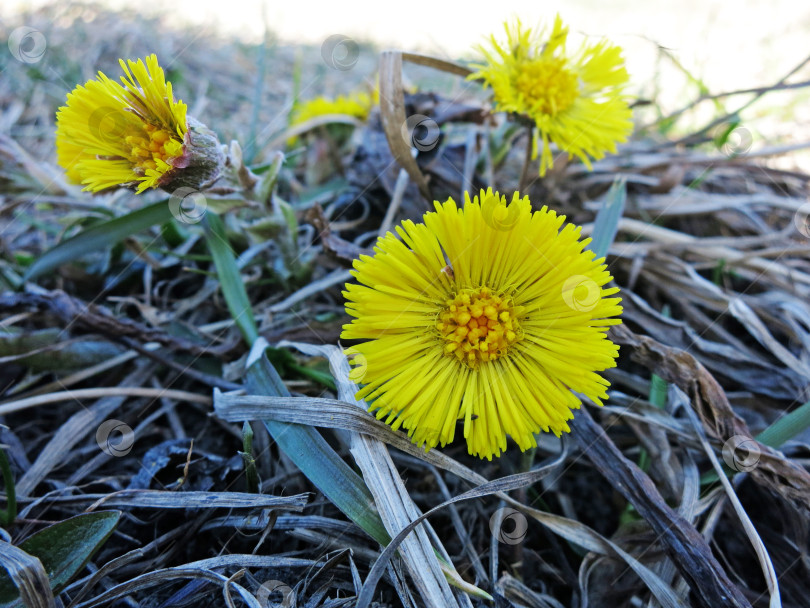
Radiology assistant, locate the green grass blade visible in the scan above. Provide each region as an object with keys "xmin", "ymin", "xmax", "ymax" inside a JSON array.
[
  {"xmin": 24, "ymin": 200, "xmax": 174, "ymax": 281},
  {"xmin": 200, "ymin": 217, "xmax": 390, "ymax": 545},
  {"xmin": 202, "ymin": 212, "xmax": 260, "ymax": 345},
  {"xmin": 701, "ymin": 399, "xmax": 810, "ymax": 486},
  {"xmin": 756, "ymin": 399, "xmax": 810, "ymax": 448},
  {"xmin": 245, "ymin": 348, "xmax": 391, "ymax": 546},
  {"xmin": 589, "ymin": 177, "xmax": 626, "ymax": 259}
]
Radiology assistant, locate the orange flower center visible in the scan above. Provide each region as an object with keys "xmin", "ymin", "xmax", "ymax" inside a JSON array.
[
  {"xmin": 514, "ymin": 57, "xmax": 579, "ymax": 116},
  {"xmin": 437, "ymin": 287, "xmax": 523, "ymax": 367},
  {"xmin": 123, "ymin": 124, "xmax": 183, "ymax": 174}
]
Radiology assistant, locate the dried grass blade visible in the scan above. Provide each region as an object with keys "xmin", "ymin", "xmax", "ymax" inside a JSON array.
[
  {"xmin": 401, "ymin": 52, "xmax": 472, "ymax": 77},
  {"xmin": 261, "ymin": 342, "xmax": 686, "ymax": 608},
  {"xmin": 612, "ymin": 324, "xmax": 810, "ymax": 507},
  {"xmin": 275, "ymin": 342, "xmax": 460, "ymax": 607},
  {"xmin": 680, "ymin": 388, "xmax": 782, "ymax": 608},
  {"xmin": 0, "ymin": 542, "xmax": 54, "ymax": 608},
  {"xmin": 570, "ymin": 405, "xmax": 752, "ymax": 608},
  {"xmin": 242, "ymin": 342, "xmax": 391, "ymax": 546},
  {"xmin": 379, "ymin": 50, "xmax": 431, "ymax": 200}
]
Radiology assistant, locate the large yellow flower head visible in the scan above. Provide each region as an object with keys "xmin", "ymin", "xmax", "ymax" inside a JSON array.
[
  {"xmin": 342, "ymin": 189, "xmax": 622, "ymax": 459},
  {"xmin": 56, "ymin": 55, "xmax": 222, "ymax": 194},
  {"xmin": 470, "ymin": 16, "xmax": 633, "ymax": 177}
]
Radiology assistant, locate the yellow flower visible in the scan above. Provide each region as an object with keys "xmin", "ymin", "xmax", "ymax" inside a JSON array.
[
  {"xmin": 56, "ymin": 54, "xmax": 220, "ymax": 194},
  {"xmin": 290, "ymin": 89, "xmax": 377, "ymax": 126},
  {"xmin": 342, "ymin": 189, "xmax": 622, "ymax": 459},
  {"xmin": 287, "ymin": 89, "xmax": 377, "ymax": 147},
  {"xmin": 470, "ymin": 16, "xmax": 632, "ymax": 176}
]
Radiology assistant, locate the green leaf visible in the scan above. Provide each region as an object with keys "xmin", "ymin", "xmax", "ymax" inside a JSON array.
[
  {"xmin": 0, "ymin": 511, "xmax": 120, "ymax": 603},
  {"xmin": 25, "ymin": 201, "xmax": 173, "ymax": 281},
  {"xmin": 246, "ymin": 348, "xmax": 390, "ymax": 546},
  {"xmin": 202, "ymin": 212, "xmax": 260, "ymax": 345},
  {"xmin": 202, "ymin": 212, "xmax": 388, "ymax": 545},
  {"xmin": 756, "ymin": 399, "xmax": 810, "ymax": 449},
  {"xmin": 589, "ymin": 177, "xmax": 626, "ymax": 259},
  {"xmin": 264, "ymin": 346, "xmax": 337, "ymax": 390}
]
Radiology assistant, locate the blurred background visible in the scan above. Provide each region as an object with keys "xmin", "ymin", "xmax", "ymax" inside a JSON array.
[
  {"xmin": 6, "ymin": 0, "xmax": 809, "ymax": 90},
  {"xmin": 3, "ymin": 0, "xmax": 810, "ymax": 170}
]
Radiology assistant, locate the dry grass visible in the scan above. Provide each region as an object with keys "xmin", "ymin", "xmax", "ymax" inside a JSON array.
[{"xmin": 1, "ymin": 3, "xmax": 809, "ymax": 608}]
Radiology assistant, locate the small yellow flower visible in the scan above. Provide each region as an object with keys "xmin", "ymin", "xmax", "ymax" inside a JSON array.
[
  {"xmin": 287, "ymin": 89, "xmax": 378, "ymax": 147},
  {"xmin": 342, "ymin": 189, "xmax": 622, "ymax": 459},
  {"xmin": 290, "ymin": 89, "xmax": 377, "ymax": 126},
  {"xmin": 56, "ymin": 55, "xmax": 220, "ymax": 194},
  {"xmin": 470, "ymin": 16, "xmax": 633, "ymax": 176}
]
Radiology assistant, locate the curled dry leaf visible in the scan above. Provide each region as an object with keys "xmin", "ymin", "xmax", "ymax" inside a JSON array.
[
  {"xmin": 304, "ymin": 203, "xmax": 372, "ymax": 266},
  {"xmin": 611, "ymin": 323, "xmax": 810, "ymax": 509},
  {"xmin": 378, "ymin": 50, "xmax": 432, "ymax": 201}
]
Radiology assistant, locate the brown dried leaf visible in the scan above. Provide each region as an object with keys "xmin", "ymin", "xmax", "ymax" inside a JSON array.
[
  {"xmin": 378, "ymin": 50, "xmax": 432, "ymax": 201},
  {"xmin": 304, "ymin": 203, "xmax": 371, "ymax": 266},
  {"xmin": 611, "ymin": 323, "xmax": 810, "ymax": 508}
]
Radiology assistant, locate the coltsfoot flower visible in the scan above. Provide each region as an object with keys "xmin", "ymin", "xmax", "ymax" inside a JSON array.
[
  {"xmin": 56, "ymin": 54, "xmax": 223, "ymax": 193},
  {"xmin": 287, "ymin": 88, "xmax": 378, "ymax": 146},
  {"xmin": 342, "ymin": 189, "xmax": 622, "ymax": 459},
  {"xmin": 470, "ymin": 16, "xmax": 632, "ymax": 176},
  {"xmin": 291, "ymin": 89, "xmax": 377, "ymax": 127}
]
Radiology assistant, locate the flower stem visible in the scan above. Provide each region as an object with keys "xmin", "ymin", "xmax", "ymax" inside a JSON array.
[{"xmin": 518, "ymin": 126, "xmax": 534, "ymax": 194}]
